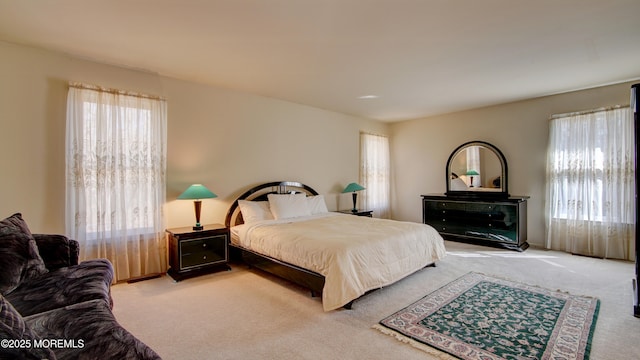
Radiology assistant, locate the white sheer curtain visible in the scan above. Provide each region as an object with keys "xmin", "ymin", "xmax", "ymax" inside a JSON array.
[
  {"xmin": 466, "ymin": 146, "xmax": 481, "ymax": 187},
  {"xmin": 360, "ymin": 132, "xmax": 390, "ymax": 218},
  {"xmin": 66, "ymin": 82, "xmax": 167, "ymax": 281},
  {"xmin": 545, "ymin": 106, "xmax": 635, "ymax": 260}
]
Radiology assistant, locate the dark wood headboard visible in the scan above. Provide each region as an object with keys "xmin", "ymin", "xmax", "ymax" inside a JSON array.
[{"xmin": 224, "ymin": 181, "xmax": 319, "ymax": 228}]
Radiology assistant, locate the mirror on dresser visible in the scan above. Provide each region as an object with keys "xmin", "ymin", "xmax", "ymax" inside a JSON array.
[
  {"xmin": 423, "ymin": 140, "xmax": 529, "ymax": 251},
  {"xmin": 446, "ymin": 140, "xmax": 509, "ymax": 198}
]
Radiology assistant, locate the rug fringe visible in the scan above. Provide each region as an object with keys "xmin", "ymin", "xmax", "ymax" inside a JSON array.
[
  {"xmin": 372, "ymin": 324, "xmax": 458, "ymax": 360},
  {"xmin": 472, "ymin": 271, "xmax": 599, "ymax": 299}
]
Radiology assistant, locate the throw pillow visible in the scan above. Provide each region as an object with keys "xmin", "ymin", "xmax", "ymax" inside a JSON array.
[
  {"xmin": 307, "ymin": 195, "xmax": 329, "ymax": 215},
  {"xmin": 0, "ymin": 213, "xmax": 48, "ymax": 294},
  {"xmin": 0, "ymin": 294, "xmax": 56, "ymax": 359}
]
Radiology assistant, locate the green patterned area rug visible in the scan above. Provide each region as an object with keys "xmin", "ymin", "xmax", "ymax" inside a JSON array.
[{"xmin": 375, "ymin": 272, "xmax": 599, "ymax": 360}]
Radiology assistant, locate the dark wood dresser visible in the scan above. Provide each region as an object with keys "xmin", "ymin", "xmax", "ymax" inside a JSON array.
[{"xmin": 422, "ymin": 194, "xmax": 529, "ymax": 251}]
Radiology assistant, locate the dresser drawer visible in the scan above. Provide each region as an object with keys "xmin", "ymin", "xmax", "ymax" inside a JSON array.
[
  {"xmin": 424, "ymin": 200, "xmax": 466, "ymax": 223},
  {"xmin": 433, "ymin": 201, "xmax": 465, "ymax": 211}
]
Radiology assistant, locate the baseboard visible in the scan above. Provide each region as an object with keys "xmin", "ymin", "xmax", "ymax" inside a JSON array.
[{"xmin": 126, "ymin": 273, "xmax": 162, "ymax": 284}]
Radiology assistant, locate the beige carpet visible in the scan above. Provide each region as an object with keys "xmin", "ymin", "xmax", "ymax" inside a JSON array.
[{"xmin": 111, "ymin": 241, "xmax": 640, "ymax": 360}]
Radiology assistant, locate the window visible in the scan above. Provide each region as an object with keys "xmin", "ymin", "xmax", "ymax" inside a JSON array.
[
  {"xmin": 80, "ymin": 101, "xmax": 158, "ymax": 235},
  {"xmin": 465, "ymin": 145, "xmax": 481, "ymax": 187},
  {"xmin": 360, "ymin": 132, "xmax": 390, "ymax": 218},
  {"xmin": 66, "ymin": 83, "xmax": 167, "ymax": 281},
  {"xmin": 545, "ymin": 106, "xmax": 634, "ymax": 260}
]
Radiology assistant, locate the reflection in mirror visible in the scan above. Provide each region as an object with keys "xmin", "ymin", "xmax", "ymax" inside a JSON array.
[
  {"xmin": 446, "ymin": 141, "xmax": 508, "ymax": 198},
  {"xmin": 450, "ymin": 147, "xmax": 501, "ymax": 190}
]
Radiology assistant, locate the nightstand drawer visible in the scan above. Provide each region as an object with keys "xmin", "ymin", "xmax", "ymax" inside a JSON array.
[{"xmin": 179, "ymin": 235, "xmax": 227, "ymax": 270}]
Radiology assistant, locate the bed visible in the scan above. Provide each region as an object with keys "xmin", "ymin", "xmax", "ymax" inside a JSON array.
[{"xmin": 225, "ymin": 181, "xmax": 447, "ymax": 311}]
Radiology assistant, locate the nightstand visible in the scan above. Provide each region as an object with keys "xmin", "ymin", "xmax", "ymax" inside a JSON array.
[
  {"xmin": 166, "ymin": 224, "xmax": 230, "ymax": 281},
  {"xmin": 336, "ymin": 209, "xmax": 373, "ymax": 217}
]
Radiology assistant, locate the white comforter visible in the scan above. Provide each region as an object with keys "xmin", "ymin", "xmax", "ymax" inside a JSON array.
[{"xmin": 232, "ymin": 213, "xmax": 446, "ymax": 311}]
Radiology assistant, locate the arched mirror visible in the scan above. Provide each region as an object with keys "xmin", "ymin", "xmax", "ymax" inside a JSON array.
[{"xmin": 445, "ymin": 140, "xmax": 509, "ymax": 198}]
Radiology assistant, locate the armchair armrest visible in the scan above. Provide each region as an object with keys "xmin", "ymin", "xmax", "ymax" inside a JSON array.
[
  {"xmin": 33, "ymin": 234, "xmax": 80, "ymax": 270},
  {"xmin": 69, "ymin": 239, "xmax": 79, "ymax": 266}
]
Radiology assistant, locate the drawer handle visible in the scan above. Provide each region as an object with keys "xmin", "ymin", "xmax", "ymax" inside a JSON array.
[
  {"xmin": 203, "ymin": 255, "xmax": 207, "ymax": 260},
  {"xmin": 202, "ymin": 243, "xmax": 207, "ymax": 248}
]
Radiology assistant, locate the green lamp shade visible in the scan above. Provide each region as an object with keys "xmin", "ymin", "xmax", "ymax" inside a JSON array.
[
  {"xmin": 342, "ymin": 182, "xmax": 365, "ymax": 193},
  {"xmin": 178, "ymin": 184, "xmax": 217, "ymax": 200},
  {"xmin": 178, "ymin": 184, "xmax": 217, "ymax": 230},
  {"xmin": 342, "ymin": 182, "xmax": 365, "ymax": 213}
]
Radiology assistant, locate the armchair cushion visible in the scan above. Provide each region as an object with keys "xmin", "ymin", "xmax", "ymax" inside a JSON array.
[
  {"xmin": 26, "ymin": 299, "xmax": 161, "ymax": 360},
  {"xmin": 0, "ymin": 213, "xmax": 48, "ymax": 294},
  {"xmin": 6, "ymin": 259, "xmax": 114, "ymax": 317}
]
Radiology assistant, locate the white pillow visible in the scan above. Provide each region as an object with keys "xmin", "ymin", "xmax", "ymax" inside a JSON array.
[
  {"xmin": 307, "ymin": 195, "xmax": 329, "ymax": 215},
  {"xmin": 267, "ymin": 193, "xmax": 311, "ymax": 220},
  {"xmin": 238, "ymin": 200, "xmax": 274, "ymax": 223}
]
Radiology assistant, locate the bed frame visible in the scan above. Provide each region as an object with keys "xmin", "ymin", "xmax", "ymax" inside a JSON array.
[
  {"xmin": 225, "ymin": 180, "xmax": 435, "ymax": 309},
  {"xmin": 225, "ymin": 181, "xmax": 327, "ymax": 298}
]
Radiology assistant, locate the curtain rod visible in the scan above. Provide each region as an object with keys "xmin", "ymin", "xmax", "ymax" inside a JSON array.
[
  {"xmin": 360, "ymin": 130, "xmax": 389, "ymax": 138},
  {"xmin": 68, "ymin": 82, "xmax": 166, "ymax": 101},
  {"xmin": 550, "ymin": 104, "xmax": 629, "ymax": 120}
]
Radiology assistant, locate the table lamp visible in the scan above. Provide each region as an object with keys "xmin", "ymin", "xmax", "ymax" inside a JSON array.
[
  {"xmin": 465, "ymin": 170, "xmax": 479, "ymax": 187},
  {"xmin": 342, "ymin": 182, "xmax": 365, "ymax": 212},
  {"xmin": 178, "ymin": 184, "xmax": 217, "ymax": 230}
]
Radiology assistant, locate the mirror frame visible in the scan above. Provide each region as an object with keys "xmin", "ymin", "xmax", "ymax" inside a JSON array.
[{"xmin": 445, "ymin": 140, "xmax": 509, "ymax": 199}]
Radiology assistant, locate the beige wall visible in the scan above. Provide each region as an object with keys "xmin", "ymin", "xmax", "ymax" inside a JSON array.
[
  {"xmin": 0, "ymin": 41, "xmax": 387, "ymax": 234},
  {"xmin": 389, "ymin": 80, "xmax": 638, "ymax": 247}
]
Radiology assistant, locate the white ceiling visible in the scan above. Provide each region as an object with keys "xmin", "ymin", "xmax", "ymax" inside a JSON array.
[{"xmin": 1, "ymin": 0, "xmax": 639, "ymax": 122}]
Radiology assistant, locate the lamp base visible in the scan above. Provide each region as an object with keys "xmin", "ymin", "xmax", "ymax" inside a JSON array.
[{"xmin": 193, "ymin": 200, "xmax": 204, "ymax": 231}]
